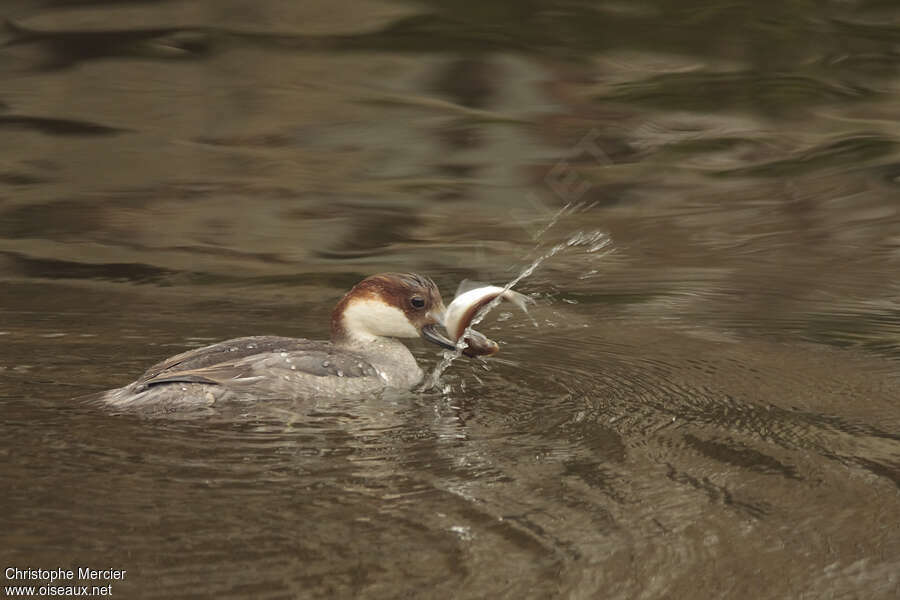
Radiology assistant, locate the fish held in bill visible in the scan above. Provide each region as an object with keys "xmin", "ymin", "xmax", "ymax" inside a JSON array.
[{"xmin": 441, "ymin": 281, "xmax": 533, "ymax": 357}]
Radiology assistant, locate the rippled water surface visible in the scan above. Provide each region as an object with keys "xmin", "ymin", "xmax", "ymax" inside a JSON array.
[{"xmin": 2, "ymin": 1, "xmax": 900, "ymax": 598}]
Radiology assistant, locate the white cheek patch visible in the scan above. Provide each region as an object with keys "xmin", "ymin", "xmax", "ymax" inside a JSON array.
[{"xmin": 342, "ymin": 299, "xmax": 419, "ymax": 341}]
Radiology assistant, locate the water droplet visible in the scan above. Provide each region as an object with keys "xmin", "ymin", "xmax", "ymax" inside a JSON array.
[
  {"xmin": 337, "ymin": 370, "xmax": 344, "ymax": 377},
  {"xmin": 229, "ymin": 347, "xmax": 237, "ymax": 352},
  {"xmin": 290, "ymin": 365, "xmax": 296, "ymax": 370},
  {"xmin": 280, "ymin": 352, "xmax": 287, "ymax": 357},
  {"xmin": 449, "ymin": 525, "xmax": 473, "ymax": 541},
  {"xmin": 322, "ymin": 360, "xmax": 330, "ymax": 367}
]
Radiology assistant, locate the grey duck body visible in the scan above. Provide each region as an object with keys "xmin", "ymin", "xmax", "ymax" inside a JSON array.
[{"xmin": 100, "ymin": 335, "xmax": 424, "ymax": 412}]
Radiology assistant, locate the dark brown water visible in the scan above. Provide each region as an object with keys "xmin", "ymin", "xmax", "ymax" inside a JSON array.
[{"xmin": 2, "ymin": 1, "xmax": 899, "ymax": 598}]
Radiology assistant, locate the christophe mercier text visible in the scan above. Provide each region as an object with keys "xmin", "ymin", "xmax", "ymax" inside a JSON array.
[{"xmin": 5, "ymin": 567, "xmax": 127, "ymax": 594}]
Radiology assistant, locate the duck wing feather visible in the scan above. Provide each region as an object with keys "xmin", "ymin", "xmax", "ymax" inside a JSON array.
[{"xmin": 133, "ymin": 336, "xmax": 376, "ymax": 390}]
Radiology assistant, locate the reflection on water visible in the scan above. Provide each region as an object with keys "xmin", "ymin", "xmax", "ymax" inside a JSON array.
[{"xmin": 1, "ymin": 0, "xmax": 899, "ymax": 598}]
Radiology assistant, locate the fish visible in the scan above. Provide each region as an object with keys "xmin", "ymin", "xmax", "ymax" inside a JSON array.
[{"xmin": 442, "ymin": 281, "xmax": 532, "ymax": 356}]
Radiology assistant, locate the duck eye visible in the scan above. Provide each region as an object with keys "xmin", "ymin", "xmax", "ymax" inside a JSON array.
[{"xmin": 410, "ymin": 296, "xmax": 426, "ymax": 309}]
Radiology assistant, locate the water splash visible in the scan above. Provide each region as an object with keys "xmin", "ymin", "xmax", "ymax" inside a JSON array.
[{"xmin": 424, "ymin": 230, "xmax": 613, "ymax": 390}]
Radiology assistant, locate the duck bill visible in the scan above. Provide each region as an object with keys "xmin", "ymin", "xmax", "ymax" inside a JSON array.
[
  {"xmin": 421, "ymin": 323, "xmax": 457, "ymax": 350},
  {"xmin": 421, "ymin": 324, "xmax": 500, "ymax": 357}
]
